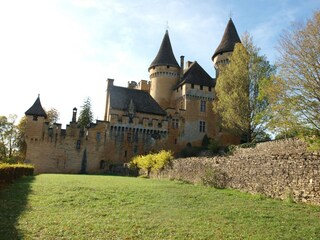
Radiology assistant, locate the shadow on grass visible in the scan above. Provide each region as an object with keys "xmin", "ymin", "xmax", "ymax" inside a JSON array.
[{"xmin": 0, "ymin": 176, "xmax": 35, "ymax": 239}]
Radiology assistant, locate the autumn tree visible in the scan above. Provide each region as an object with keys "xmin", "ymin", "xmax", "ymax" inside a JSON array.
[
  {"xmin": 78, "ymin": 97, "xmax": 94, "ymax": 129},
  {"xmin": 277, "ymin": 10, "xmax": 320, "ymax": 130},
  {"xmin": 46, "ymin": 108, "xmax": 60, "ymax": 125},
  {"xmin": 213, "ymin": 33, "xmax": 275, "ymax": 142}
]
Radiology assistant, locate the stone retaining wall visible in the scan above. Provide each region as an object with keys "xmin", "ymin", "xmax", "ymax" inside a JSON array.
[{"xmin": 160, "ymin": 139, "xmax": 320, "ymax": 205}]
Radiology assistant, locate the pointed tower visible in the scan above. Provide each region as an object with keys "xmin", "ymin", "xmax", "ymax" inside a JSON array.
[
  {"xmin": 25, "ymin": 95, "xmax": 47, "ymax": 140},
  {"xmin": 212, "ymin": 18, "xmax": 241, "ymax": 76},
  {"xmin": 148, "ymin": 30, "xmax": 180, "ymax": 110}
]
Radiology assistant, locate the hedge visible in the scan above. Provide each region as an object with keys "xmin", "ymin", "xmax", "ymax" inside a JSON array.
[{"xmin": 0, "ymin": 163, "xmax": 34, "ymax": 184}]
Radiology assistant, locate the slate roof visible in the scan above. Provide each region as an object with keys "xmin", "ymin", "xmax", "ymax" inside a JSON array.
[
  {"xmin": 149, "ymin": 30, "xmax": 180, "ymax": 70},
  {"xmin": 212, "ymin": 18, "xmax": 241, "ymax": 60},
  {"xmin": 175, "ymin": 61, "xmax": 215, "ymax": 89},
  {"xmin": 110, "ymin": 86, "xmax": 167, "ymax": 116},
  {"xmin": 25, "ymin": 96, "xmax": 47, "ymax": 118}
]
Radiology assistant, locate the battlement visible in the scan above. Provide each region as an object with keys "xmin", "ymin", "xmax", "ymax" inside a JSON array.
[{"xmin": 110, "ymin": 114, "xmax": 168, "ymax": 133}]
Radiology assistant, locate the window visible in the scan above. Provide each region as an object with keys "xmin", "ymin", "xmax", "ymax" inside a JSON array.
[
  {"xmin": 76, "ymin": 140, "xmax": 81, "ymax": 149},
  {"xmin": 127, "ymin": 132, "xmax": 132, "ymax": 142},
  {"xmin": 172, "ymin": 119, "xmax": 179, "ymax": 129},
  {"xmin": 199, "ymin": 121, "xmax": 206, "ymax": 132},
  {"xmin": 200, "ymin": 100, "xmax": 206, "ymax": 112},
  {"xmin": 33, "ymin": 116, "xmax": 38, "ymax": 121},
  {"xmin": 209, "ymin": 87, "xmax": 212, "ymax": 92},
  {"xmin": 124, "ymin": 150, "xmax": 127, "ymax": 157},
  {"xmin": 134, "ymin": 145, "xmax": 138, "ymax": 154},
  {"xmin": 191, "ymin": 84, "xmax": 194, "ymax": 89},
  {"xmin": 200, "ymin": 85, "xmax": 203, "ymax": 90},
  {"xmin": 96, "ymin": 132, "xmax": 101, "ymax": 142}
]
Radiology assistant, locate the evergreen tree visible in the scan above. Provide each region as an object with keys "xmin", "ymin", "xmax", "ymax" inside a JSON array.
[
  {"xmin": 213, "ymin": 33, "xmax": 275, "ymax": 142},
  {"xmin": 78, "ymin": 97, "xmax": 93, "ymax": 129}
]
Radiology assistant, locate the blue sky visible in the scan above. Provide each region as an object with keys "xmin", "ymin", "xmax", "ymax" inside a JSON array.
[{"xmin": 0, "ymin": 0, "xmax": 319, "ymax": 126}]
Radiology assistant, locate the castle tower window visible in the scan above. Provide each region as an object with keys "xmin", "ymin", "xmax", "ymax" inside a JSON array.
[
  {"xmin": 76, "ymin": 140, "xmax": 81, "ymax": 149},
  {"xmin": 124, "ymin": 150, "xmax": 127, "ymax": 157},
  {"xmin": 33, "ymin": 116, "xmax": 38, "ymax": 121},
  {"xmin": 209, "ymin": 87, "xmax": 212, "ymax": 92},
  {"xmin": 134, "ymin": 145, "xmax": 138, "ymax": 154},
  {"xmin": 172, "ymin": 119, "xmax": 179, "ymax": 129},
  {"xmin": 127, "ymin": 132, "xmax": 132, "ymax": 142},
  {"xmin": 200, "ymin": 100, "xmax": 206, "ymax": 112},
  {"xmin": 191, "ymin": 84, "xmax": 194, "ymax": 89},
  {"xmin": 200, "ymin": 85, "xmax": 203, "ymax": 90},
  {"xmin": 199, "ymin": 121, "xmax": 206, "ymax": 132},
  {"xmin": 96, "ymin": 132, "xmax": 101, "ymax": 142}
]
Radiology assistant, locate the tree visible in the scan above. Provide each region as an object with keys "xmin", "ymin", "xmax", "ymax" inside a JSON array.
[
  {"xmin": 277, "ymin": 10, "xmax": 320, "ymax": 130},
  {"xmin": 0, "ymin": 115, "xmax": 18, "ymax": 162},
  {"xmin": 15, "ymin": 116, "xmax": 27, "ymax": 161},
  {"xmin": 259, "ymin": 76, "xmax": 302, "ymax": 138},
  {"xmin": 213, "ymin": 33, "xmax": 275, "ymax": 143},
  {"xmin": 46, "ymin": 108, "xmax": 60, "ymax": 125},
  {"xmin": 78, "ymin": 97, "xmax": 94, "ymax": 129}
]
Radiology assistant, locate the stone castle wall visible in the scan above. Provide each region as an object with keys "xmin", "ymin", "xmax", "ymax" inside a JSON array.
[
  {"xmin": 25, "ymin": 114, "xmax": 170, "ymax": 174},
  {"xmin": 159, "ymin": 139, "xmax": 320, "ymax": 205}
]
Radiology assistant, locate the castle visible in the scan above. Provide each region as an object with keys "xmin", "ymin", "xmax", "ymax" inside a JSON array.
[{"xmin": 24, "ymin": 19, "xmax": 241, "ymax": 174}]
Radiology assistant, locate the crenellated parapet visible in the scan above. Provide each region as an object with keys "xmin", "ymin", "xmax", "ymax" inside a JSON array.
[{"xmin": 109, "ymin": 114, "xmax": 168, "ymax": 134}]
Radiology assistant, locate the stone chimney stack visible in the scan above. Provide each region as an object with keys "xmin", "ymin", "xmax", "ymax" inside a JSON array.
[
  {"xmin": 180, "ymin": 55, "xmax": 184, "ymax": 80},
  {"xmin": 72, "ymin": 107, "xmax": 77, "ymax": 122}
]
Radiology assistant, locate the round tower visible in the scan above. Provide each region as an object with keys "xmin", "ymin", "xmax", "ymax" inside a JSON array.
[
  {"xmin": 25, "ymin": 95, "xmax": 48, "ymax": 140},
  {"xmin": 148, "ymin": 30, "xmax": 180, "ymax": 110},
  {"xmin": 212, "ymin": 18, "xmax": 241, "ymax": 77}
]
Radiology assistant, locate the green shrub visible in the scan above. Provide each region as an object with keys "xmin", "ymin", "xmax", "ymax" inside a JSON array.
[
  {"xmin": 302, "ymin": 135, "xmax": 320, "ymax": 152},
  {"xmin": 201, "ymin": 168, "xmax": 229, "ymax": 189},
  {"xmin": 179, "ymin": 146, "xmax": 205, "ymax": 158},
  {"xmin": 208, "ymin": 139, "xmax": 220, "ymax": 154},
  {"xmin": 0, "ymin": 163, "xmax": 34, "ymax": 183}
]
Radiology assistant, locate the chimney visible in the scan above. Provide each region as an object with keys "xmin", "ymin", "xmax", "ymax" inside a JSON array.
[
  {"xmin": 106, "ymin": 78, "xmax": 114, "ymax": 90},
  {"xmin": 72, "ymin": 107, "xmax": 77, "ymax": 122},
  {"xmin": 180, "ymin": 56, "xmax": 184, "ymax": 80}
]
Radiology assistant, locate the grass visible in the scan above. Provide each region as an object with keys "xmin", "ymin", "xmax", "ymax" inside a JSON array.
[{"xmin": 0, "ymin": 174, "xmax": 320, "ymax": 239}]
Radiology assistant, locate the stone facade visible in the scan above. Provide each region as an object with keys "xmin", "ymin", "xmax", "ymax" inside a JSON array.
[{"xmin": 160, "ymin": 139, "xmax": 320, "ymax": 205}]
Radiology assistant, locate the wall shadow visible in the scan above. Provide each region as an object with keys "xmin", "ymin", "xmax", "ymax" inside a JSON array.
[{"xmin": 0, "ymin": 176, "xmax": 35, "ymax": 239}]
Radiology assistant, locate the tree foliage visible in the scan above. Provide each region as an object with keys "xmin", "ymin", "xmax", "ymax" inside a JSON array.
[
  {"xmin": 78, "ymin": 97, "xmax": 94, "ymax": 129},
  {"xmin": 277, "ymin": 10, "xmax": 320, "ymax": 130},
  {"xmin": 259, "ymin": 76, "xmax": 302, "ymax": 138},
  {"xmin": 46, "ymin": 108, "xmax": 60, "ymax": 125},
  {"xmin": 0, "ymin": 115, "xmax": 20, "ymax": 162},
  {"xmin": 213, "ymin": 33, "xmax": 275, "ymax": 142}
]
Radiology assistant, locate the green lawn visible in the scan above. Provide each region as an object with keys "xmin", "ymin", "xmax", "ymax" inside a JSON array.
[{"xmin": 0, "ymin": 174, "xmax": 320, "ymax": 239}]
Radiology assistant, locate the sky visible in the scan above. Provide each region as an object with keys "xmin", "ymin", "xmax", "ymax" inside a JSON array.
[{"xmin": 0, "ymin": 0, "xmax": 319, "ymax": 127}]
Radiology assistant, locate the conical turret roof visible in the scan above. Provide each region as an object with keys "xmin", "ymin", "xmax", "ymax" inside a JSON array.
[
  {"xmin": 212, "ymin": 18, "xmax": 241, "ymax": 60},
  {"xmin": 25, "ymin": 95, "xmax": 47, "ymax": 118},
  {"xmin": 149, "ymin": 30, "xmax": 179, "ymax": 71}
]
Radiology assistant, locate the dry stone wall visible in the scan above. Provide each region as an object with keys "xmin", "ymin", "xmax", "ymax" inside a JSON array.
[{"xmin": 160, "ymin": 139, "xmax": 320, "ymax": 205}]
